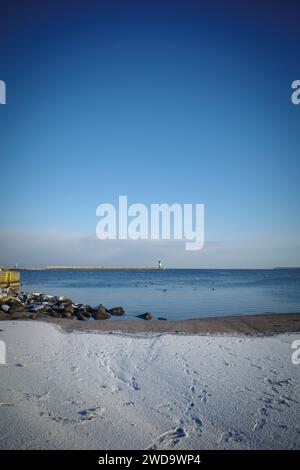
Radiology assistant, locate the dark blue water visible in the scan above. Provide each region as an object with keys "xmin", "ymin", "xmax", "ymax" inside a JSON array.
[{"xmin": 19, "ymin": 268, "xmax": 300, "ymax": 320}]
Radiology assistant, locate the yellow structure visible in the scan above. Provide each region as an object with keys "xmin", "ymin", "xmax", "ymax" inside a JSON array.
[{"xmin": 0, "ymin": 271, "xmax": 20, "ymax": 289}]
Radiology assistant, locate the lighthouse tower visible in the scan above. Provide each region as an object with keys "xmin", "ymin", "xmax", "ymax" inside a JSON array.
[{"xmin": 158, "ymin": 260, "xmax": 162, "ymax": 270}]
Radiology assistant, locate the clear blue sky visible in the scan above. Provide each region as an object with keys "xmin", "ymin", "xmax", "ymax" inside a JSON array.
[{"xmin": 0, "ymin": 0, "xmax": 299, "ymax": 267}]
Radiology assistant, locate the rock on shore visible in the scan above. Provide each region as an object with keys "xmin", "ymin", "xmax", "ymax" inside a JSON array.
[
  {"xmin": 0, "ymin": 288, "xmax": 123, "ymax": 321},
  {"xmin": 137, "ymin": 312, "xmax": 153, "ymax": 320}
]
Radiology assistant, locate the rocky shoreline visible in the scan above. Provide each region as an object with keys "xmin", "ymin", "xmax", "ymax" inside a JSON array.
[
  {"xmin": 0, "ymin": 288, "xmax": 128, "ymax": 321},
  {"xmin": 0, "ymin": 288, "xmax": 161, "ymax": 322}
]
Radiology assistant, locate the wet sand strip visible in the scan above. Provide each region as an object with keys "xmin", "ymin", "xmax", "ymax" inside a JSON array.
[{"xmin": 44, "ymin": 312, "xmax": 300, "ymax": 336}]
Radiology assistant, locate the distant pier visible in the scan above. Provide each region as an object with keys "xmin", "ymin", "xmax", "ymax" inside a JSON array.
[{"xmin": 2, "ymin": 266, "xmax": 164, "ymax": 271}]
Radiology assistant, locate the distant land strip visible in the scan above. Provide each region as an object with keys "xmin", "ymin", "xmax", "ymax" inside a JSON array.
[{"xmin": 1, "ymin": 266, "xmax": 163, "ymax": 271}]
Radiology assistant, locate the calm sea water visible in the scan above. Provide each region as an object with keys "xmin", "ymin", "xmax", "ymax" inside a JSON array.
[{"xmin": 19, "ymin": 268, "xmax": 300, "ymax": 321}]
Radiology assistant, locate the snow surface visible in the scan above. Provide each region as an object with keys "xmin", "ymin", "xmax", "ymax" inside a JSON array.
[{"xmin": 0, "ymin": 321, "xmax": 299, "ymax": 449}]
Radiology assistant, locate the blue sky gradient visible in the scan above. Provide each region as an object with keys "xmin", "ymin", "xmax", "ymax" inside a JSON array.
[{"xmin": 0, "ymin": 1, "xmax": 299, "ymax": 267}]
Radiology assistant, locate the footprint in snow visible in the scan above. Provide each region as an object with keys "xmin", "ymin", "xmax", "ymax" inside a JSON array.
[
  {"xmin": 78, "ymin": 406, "xmax": 105, "ymax": 422},
  {"xmin": 147, "ymin": 426, "xmax": 186, "ymax": 450},
  {"xmin": 220, "ymin": 429, "xmax": 246, "ymax": 444},
  {"xmin": 131, "ymin": 378, "xmax": 140, "ymax": 390}
]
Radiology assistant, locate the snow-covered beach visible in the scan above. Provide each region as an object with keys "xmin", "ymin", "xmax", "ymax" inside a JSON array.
[{"xmin": 0, "ymin": 321, "xmax": 299, "ymax": 450}]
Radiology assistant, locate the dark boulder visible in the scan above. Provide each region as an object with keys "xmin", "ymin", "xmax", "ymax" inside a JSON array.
[
  {"xmin": 0, "ymin": 311, "xmax": 10, "ymax": 320},
  {"xmin": 108, "ymin": 306, "xmax": 125, "ymax": 316},
  {"xmin": 93, "ymin": 304, "xmax": 111, "ymax": 320},
  {"xmin": 79, "ymin": 305, "xmax": 91, "ymax": 318},
  {"xmin": 77, "ymin": 312, "xmax": 88, "ymax": 321},
  {"xmin": 29, "ymin": 311, "xmax": 43, "ymax": 320},
  {"xmin": 9, "ymin": 311, "xmax": 31, "ymax": 320},
  {"xmin": 62, "ymin": 310, "xmax": 74, "ymax": 319},
  {"xmin": 7, "ymin": 299, "xmax": 26, "ymax": 313},
  {"xmin": 51, "ymin": 310, "xmax": 62, "ymax": 318},
  {"xmin": 63, "ymin": 303, "xmax": 75, "ymax": 315},
  {"xmin": 137, "ymin": 312, "xmax": 152, "ymax": 320}
]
